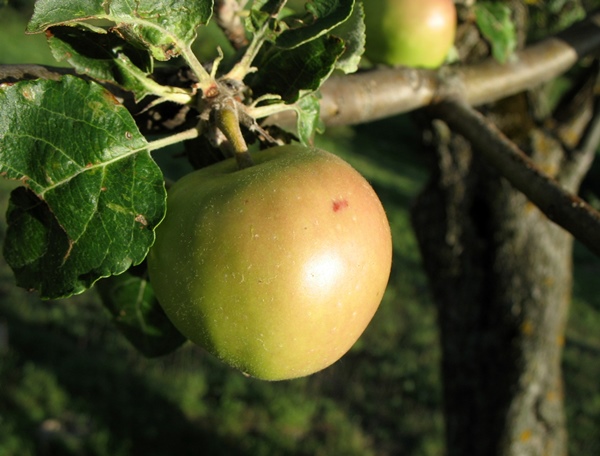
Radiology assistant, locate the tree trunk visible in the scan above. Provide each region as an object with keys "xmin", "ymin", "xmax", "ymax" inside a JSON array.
[{"xmin": 411, "ymin": 83, "xmax": 596, "ymax": 455}]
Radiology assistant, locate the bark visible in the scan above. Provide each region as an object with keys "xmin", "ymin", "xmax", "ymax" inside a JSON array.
[
  {"xmin": 411, "ymin": 82, "xmax": 597, "ymax": 455},
  {"xmin": 431, "ymin": 98, "xmax": 600, "ymax": 257},
  {"xmin": 408, "ymin": 4, "xmax": 600, "ymax": 453}
]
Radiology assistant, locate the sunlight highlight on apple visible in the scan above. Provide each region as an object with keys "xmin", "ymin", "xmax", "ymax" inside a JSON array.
[{"xmin": 304, "ymin": 253, "xmax": 344, "ymax": 292}]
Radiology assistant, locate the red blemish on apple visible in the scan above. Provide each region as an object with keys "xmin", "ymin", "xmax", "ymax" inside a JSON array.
[{"xmin": 332, "ymin": 199, "xmax": 349, "ymax": 212}]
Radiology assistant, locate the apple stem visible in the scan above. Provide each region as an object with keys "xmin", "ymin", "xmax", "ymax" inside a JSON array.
[{"xmin": 215, "ymin": 97, "xmax": 255, "ymax": 169}]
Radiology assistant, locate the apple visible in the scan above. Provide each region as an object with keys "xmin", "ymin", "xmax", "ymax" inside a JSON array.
[
  {"xmin": 147, "ymin": 145, "xmax": 392, "ymax": 380},
  {"xmin": 363, "ymin": 0, "xmax": 456, "ymax": 68}
]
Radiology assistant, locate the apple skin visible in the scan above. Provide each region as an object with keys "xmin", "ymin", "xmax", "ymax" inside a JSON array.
[
  {"xmin": 363, "ymin": 0, "xmax": 457, "ymax": 68},
  {"xmin": 147, "ymin": 145, "xmax": 392, "ymax": 381}
]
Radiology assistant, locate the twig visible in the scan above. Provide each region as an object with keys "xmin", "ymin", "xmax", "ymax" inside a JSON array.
[
  {"xmin": 0, "ymin": 64, "xmax": 75, "ymax": 83},
  {"xmin": 432, "ymin": 98, "xmax": 600, "ymax": 257},
  {"xmin": 559, "ymin": 97, "xmax": 600, "ymax": 190}
]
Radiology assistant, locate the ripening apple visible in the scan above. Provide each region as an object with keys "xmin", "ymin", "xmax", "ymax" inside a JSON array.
[
  {"xmin": 147, "ymin": 145, "xmax": 392, "ymax": 381},
  {"xmin": 363, "ymin": 0, "xmax": 457, "ymax": 68}
]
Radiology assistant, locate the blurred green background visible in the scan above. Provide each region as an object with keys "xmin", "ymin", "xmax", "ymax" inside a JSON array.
[{"xmin": 1, "ymin": 2, "xmax": 600, "ymax": 455}]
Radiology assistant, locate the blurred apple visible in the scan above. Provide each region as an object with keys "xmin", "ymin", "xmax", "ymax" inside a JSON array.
[{"xmin": 363, "ymin": 0, "xmax": 456, "ymax": 68}]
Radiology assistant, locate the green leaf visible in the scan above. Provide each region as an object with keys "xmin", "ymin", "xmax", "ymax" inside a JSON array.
[
  {"xmin": 474, "ymin": 2, "xmax": 516, "ymax": 64},
  {"xmin": 250, "ymin": 34, "xmax": 345, "ymax": 103},
  {"xmin": 330, "ymin": 0, "xmax": 364, "ymax": 73},
  {"xmin": 294, "ymin": 93, "xmax": 323, "ymax": 145},
  {"xmin": 245, "ymin": 1, "xmax": 290, "ymax": 46},
  {"xmin": 277, "ymin": 0, "xmax": 355, "ymax": 49},
  {"xmin": 27, "ymin": 0, "xmax": 214, "ymax": 60},
  {"xmin": 96, "ymin": 265, "xmax": 187, "ymax": 357},
  {"xmin": 246, "ymin": 7, "xmax": 272, "ymax": 33},
  {"xmin": 246, "ymin": 8, "xmax": 279, "ymax": 43},
  {"xmin": 48, "ymin": 25, "xmax": 155, "ymax": 100},
  {"xmin": 252, "ymin": 0, "xmax": 288, "ymax": 17},
  {"xmin": 0, "ymin": 76, "xmax": 166, "ymax": 299}
]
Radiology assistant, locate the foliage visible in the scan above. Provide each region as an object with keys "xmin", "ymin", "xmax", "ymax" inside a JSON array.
[
  {"xmin": 3, "ymin": 1, "xmax": 600, "ymax": 455},
  {"xmin": 474, "ymin": 2, "xmax": 516, "ymax": 63},
  {"xmin": 1, "ymin": 76, "xmax": 165, "ymax": 298},
  {"xmin": 0, "ymin": 0, "xmax": 362, "ymax": 298},
  {"xmin": 0, "ymin": 0, "xmax": 370, "ymax": 355}
]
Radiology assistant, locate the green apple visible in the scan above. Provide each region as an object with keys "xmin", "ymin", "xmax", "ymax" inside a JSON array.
[
  {"xmin": 363, "ymin": 0, "xmax": 457, "ymax": 68},
  {"xmin": 147, "ymin": 145, "xmax": 392, "ymax": 381}
]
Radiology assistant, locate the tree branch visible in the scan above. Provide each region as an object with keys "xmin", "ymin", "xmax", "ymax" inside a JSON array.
[
  {"xmin": 4, "ymin": 11, "xmax": 600, "ymax": 128},
  {"xmin": 300, "ymin": 10, "xmax": 600, "ymax": 127},
  {"xmin": 431, "ymin": 98, "xmax": 600, "ymax": 258},
  {"xmin": 0, "ymin": 64, "xmax": 75, "ymax": 83}
]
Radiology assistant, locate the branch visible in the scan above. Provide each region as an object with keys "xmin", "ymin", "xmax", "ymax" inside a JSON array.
[
  {"xmin": 0, "ymin": 64, "xmax": 75, "ymax": 83},
  {"xmin": 558, "ymin": 91, "xmax": 600, "ymax": 190},
  {"xmin": 299, "ymin": 10, "xmax": 600, "ymax": 127},
  {"xmin": 5, "ymin": 11, "xmax": 600, "ymax": 128},
  {"xmin": 432, "ymin": 98, "xmax": 600, "ymax": 258}
]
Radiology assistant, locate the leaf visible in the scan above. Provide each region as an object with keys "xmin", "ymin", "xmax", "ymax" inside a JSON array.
[
  {"xmin": 246, "ymin": 7, "xmax": 273, "ymax": 35},
  {"xmin": 474, "ymin": 2, "xmax": 516, "ymax": 64},
  {"xmin": 48, "ymin": 25, "xmax": 155, "ymax": 100},
  {"xmin": 245, "ymin": 1, "xmax": 291, "ymax": 50},
  {"xmin": 252, "ymin": 0, "xmax": 288, "ymax": 19},
  {"xmin": 294, "ymin": 93, "xmax": 323, "ymax": 145},
  {"xmin": 96, "ymin": 265, "xmax": 187, "ymax": 357},
  {"xmin": 27, "ymin": 0, "xmax": 214, "ymax": 60},
  {"xmin": 0, "ymin": 76, "xmax": 166, "ymax": 299},
  {"xmin": 245, "ymin": 8, "xmax": 280, "ymax": 46},
  {"xmin": 330, "ymin": 0, "xmax": 364, "ymax": 73},
  {"xmin": 276, "ymin": 0, "xmax": 354, "ymax": 49},
  {"xmin": 250, "ymin": 34, "xmax": 345, "ymax": 103}
]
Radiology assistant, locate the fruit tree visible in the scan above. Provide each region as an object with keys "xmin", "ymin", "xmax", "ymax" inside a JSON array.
[{"xmin": 2, "ymin": 1, "xmax": 600, "ymax": 455}]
